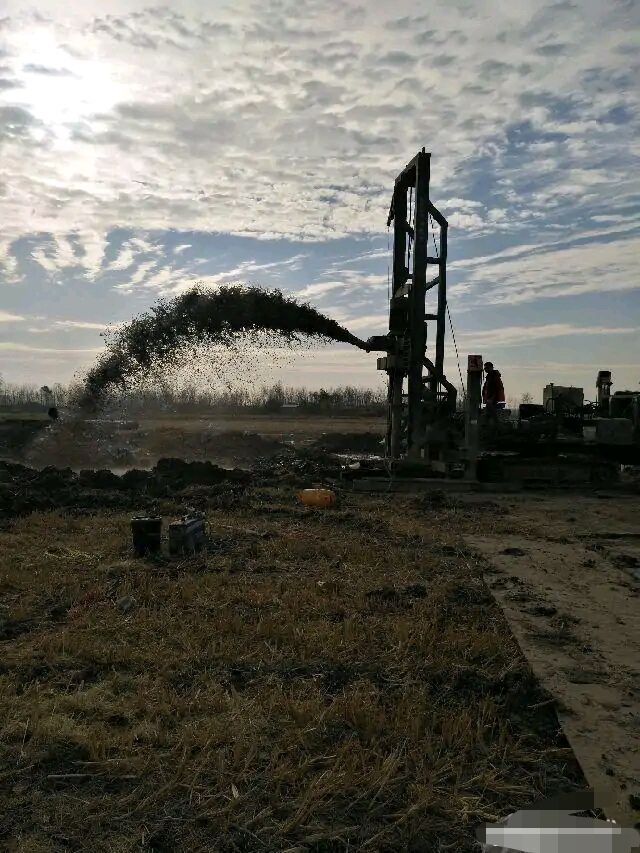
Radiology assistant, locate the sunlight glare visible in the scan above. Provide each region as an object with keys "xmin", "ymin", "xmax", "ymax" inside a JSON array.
[{"xmin": 12, "ymin": 28, "xmax": 123, "ymax": 134}]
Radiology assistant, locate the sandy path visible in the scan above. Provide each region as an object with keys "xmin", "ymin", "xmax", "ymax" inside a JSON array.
[{"xmin": 466, "ymin": 493, "xmax": 640, "ymax": 826}]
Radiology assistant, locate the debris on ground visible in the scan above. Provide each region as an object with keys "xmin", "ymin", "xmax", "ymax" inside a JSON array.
[{"xmin": 310, "ymin": 431, "xmax": 383, "ymax": 454}]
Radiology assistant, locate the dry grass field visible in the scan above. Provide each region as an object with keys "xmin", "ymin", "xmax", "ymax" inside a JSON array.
[{"xmin": 0, "ymin": 482, "xmax": 584, "ymax": 852}]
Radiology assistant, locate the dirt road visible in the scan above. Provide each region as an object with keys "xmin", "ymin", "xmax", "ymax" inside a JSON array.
[{"xmin": 466, "ymin": 492, "xmax": 640, "ymax": 825}]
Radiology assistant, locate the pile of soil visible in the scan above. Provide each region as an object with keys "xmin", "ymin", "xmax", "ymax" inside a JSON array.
[
  {"xmin": 24, "ymin": 418, "xmax": 144, "ymax": 470},
  {"xmin": 252, "ymin": 448, "xmax": 342, "ymax": 485},
  {"xmin": 0, "ymin": 440, "xmax": 358, "ymax": 517},
  {"xmin": 146, "ymin": 428, "xmax": 288, "ymax": 468},
  {"xmin": 0, "ymin": 459, "xmax": 250, "ymax": 519},
  {"xmin": 24, "ymin": 421, "xmax": 291, "ymax": 472}
]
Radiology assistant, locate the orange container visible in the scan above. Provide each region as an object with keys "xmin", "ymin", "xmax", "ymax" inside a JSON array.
[{"xmin": 297, "ymin": 488, "xmax": 336, "ymax": 508}]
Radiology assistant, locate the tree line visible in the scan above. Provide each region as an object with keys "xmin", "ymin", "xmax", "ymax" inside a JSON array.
[
  {"xmin": 0, "ymin": 378, "xmax": 387, "ymax": 415},
  {"xmin": 0, "ymin": 375, "xmax": 535, "ymax": 416}
]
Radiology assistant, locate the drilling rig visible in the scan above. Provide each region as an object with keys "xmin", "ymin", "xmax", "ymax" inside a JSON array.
[
  {"xmin": 363, "ymin": 149, "xmax": 478, "ymax": 475},
  {"xmin": 356, "ymin": 149, "xmax": 639, "ymax": 487}
]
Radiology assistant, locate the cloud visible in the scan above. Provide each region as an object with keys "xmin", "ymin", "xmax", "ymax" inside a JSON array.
[
  {"xmin": 0, "ymin": 1, "xmax": 638, "ymax": 390},
  {"xmin": 23, "ymin": 62, "xmax": 73, "ymax": 75},
  {"xmin": 0, "ymin": 342, "xmax": 99, "ymax": 353},
  {"xmin": 108, "ymin": 249, "xmax": 311, "ymax": 295},
  {"xmin": 454, "ymin": 233, "xmax": 640, "ymax": 305},
  {"xmin": 340, "ymin": 313, "xmax": 387, "ymax": 332},
  {"xmin": 0, "ymin": 0, "xmax": 636, "ymax": 258},
  {"xmin": 458, "ymin": 323, "xmax": 639, "ymax": 348},
  {"xmin": 296, "ymin": 281, "xmax": 347, "ymax": 299},
  {"xmin": 0, "ymin": 104, "xmax": 38, "ymax": 140},
  {"xmin": 0, "ymin": 76, "xmax": 21, "ymax": 90},
  {"xmin": 0, "ymin": 310, "xmax": 25, "ymax": 322},
  {"xmin": 107, "ymin": 236, "xmax": 161, "ymax": 272},
  {"xmin": 448, "ymin": 211, "xmax": 486, "ymax": 230},
  {"xmin": 442, "ymin": 198, "xmax": 484, "ymax": 211},
  {"xmin": 52, "ymin": 320, "xmax": 110, "ymax": 330}
]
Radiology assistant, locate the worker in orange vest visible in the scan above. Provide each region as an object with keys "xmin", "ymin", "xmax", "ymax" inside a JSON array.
[{"xmin": 482, "ymin": 361, "xmax": 506, "ymax": 416}]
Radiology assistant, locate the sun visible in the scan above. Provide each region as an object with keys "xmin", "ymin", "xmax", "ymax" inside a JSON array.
[{"xmin": 10, "ymin": 27, "xmax": 123, "ymax": 135}]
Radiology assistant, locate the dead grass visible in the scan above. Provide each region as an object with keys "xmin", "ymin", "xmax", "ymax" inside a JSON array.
[{"xmin": 0, "ymin": 489, "xmax": 584, "ymax": 851}]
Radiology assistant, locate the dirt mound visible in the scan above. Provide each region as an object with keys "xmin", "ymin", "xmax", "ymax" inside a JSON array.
[
  {"xmin": 21, "ymin": 418, "xmax": 291, "ymax": 472},
  {"xmin": 0, "ymin": 459, "xmax": 249, "ymax": 519},
  {"xmin": 24, "ymin": 418, "xmax": 142, "ymax": 470},
  {"xmin": 252, "ymin": 448, "xmax": 341, "ymax": 485},
  {"xmin": 155, "ymin": 457, "xmax": 248, "ymax": 487},
  {"xmin": 146, "ymin": 427, "xmax": 288, "ymax": 468},
  {"xmin": 203, "ymin": 429, "xmax": 284, "ymax": 457}
]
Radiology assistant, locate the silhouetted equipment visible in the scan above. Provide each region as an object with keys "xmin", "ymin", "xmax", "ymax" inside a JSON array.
[
  {"xmin": 365, "ymin": 149, "xmax": 457, "ymax": 462},
  {"xmin": 596, "ymin": 370, "xmax": 612, "ymax": 407},
  {"xmin": 518, "ymin": 371, "xmax": 640, "ymax": 451},
  {"xmin": 131, "ymin": 516, "xmax": 162, "ymax": 556},
  {"xmin": 356, "ymin": 151, "xmax": 639, "ymax": 485},
  {"xmin": 168, "ymin": 512, "xmax": 207, "ymax": 555}
]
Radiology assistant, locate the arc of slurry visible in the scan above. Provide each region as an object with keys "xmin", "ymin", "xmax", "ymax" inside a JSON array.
[
  {"xmin": 344, "ymin": 332, "xmax": 370, "ymax": 351},
  {"xmin": 75, "ymin": 285, "xmax": 374, "ymax": 410}
]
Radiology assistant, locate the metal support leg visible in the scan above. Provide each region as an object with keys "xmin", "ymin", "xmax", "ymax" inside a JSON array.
[
  {"xmin": 465, "ymin": 355, "xmax": 483, "ymax": 480},
  {"xmin": 407, "ymin": 150, "xmax": 430, "ymax": 457},
  {"xmin": 388, "ymin": 372, "xmax": 404, "ymax": 459}
]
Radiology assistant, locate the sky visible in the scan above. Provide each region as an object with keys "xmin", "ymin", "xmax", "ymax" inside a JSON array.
[{"xmin": 0, "ymin": 0, "xmax": 639, "ymax": 401}]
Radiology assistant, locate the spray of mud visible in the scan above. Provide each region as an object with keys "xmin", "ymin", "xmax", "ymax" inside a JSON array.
[{"xmin": 75, "ymin": 285, "xmax": 366, "ymax": 411}]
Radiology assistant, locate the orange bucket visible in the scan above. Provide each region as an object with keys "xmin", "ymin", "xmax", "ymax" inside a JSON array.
[{"xmin": 297, "ymin": 488, "xmax": 336, "ymax": 508}]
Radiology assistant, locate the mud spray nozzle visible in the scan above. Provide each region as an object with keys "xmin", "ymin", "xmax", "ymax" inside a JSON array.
[
  {"xmin": 334, "ymin": 334, "xmax": 390, "ymax": 353},
  {"xmin": 363, "ymin": 334, "xmax": 392, "ymax": 353}
]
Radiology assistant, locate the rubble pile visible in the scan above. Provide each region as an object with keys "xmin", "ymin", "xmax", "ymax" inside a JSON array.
[{"xmin": 0, "ymin": 459, "xmax": 250, "ymax": 518}]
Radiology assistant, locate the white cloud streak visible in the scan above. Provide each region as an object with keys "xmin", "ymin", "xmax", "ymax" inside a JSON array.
[
  {"xmin": 0, "ymin": 310, "xmax": 25, "ymax": 322},
  {"xmin": 457, "ymin": 323, "xmax": 639, "ymax": 348},
  {"xmin": 456, "ymin": 234, "xmax": 640, "ymax": 305},
  {"xmin": 0, "ymin": 342, "xmax": 100, "ymax": 353}
]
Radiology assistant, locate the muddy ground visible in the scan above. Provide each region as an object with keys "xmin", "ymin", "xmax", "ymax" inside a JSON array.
[
  {"xmin": 467, "ymin": 493, "xmax": 640, "ymax": 825},
  {"xmin": 1, "ymin": 413, "xmax": 385, "ymax": 472}
]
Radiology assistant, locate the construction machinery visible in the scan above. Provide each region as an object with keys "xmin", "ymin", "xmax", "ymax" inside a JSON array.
[
  {"xmin": 363, "ymin": 148, "xmax": 457, "ymax": 464},
  {"xmin": 515, "ymin": 373, "xmax": 639, "ymax": 450},
  {"xmin": 356, "ymin": 150, "xmax": 639, "ymax": 486}
]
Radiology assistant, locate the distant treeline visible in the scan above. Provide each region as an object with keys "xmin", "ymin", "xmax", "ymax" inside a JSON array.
[
  {"xmin": 0, "ymin": 379, "xmax": 534, "ymax": 416},
  {"xmin": 0, "ymin": 382, "xmax": 68, "ymax": 410},
  {"xmin": 0, "ymin": 380, "xmax": 387, "ymax": 416}
]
